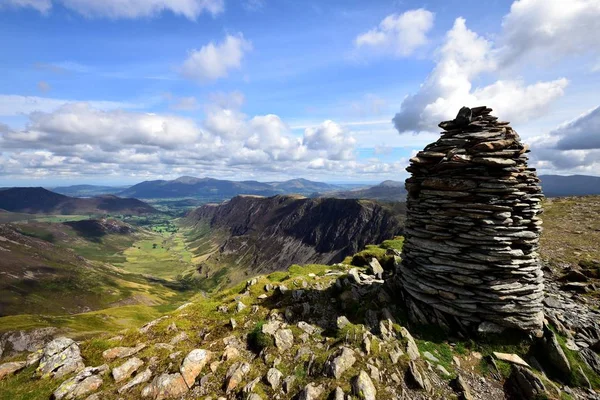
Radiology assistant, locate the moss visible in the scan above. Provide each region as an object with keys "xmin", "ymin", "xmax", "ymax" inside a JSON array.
[
  {"xmin": 248, "ymin": 321, "xmax": 274, "ymax": 352},
  {"xmin": 417, "ymin": 340, "xmax": 455, "ymax": 376},
  {"xmin": 379, "ymin": 236, "xmax": 405, "ymax": 251}
]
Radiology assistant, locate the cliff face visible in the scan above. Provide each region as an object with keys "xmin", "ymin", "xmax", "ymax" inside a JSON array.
[{"xmin": 184, "ymin": 195, "xmax": 404, "ymax": 276}]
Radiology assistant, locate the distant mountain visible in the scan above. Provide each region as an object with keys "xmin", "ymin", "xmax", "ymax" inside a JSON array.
[
  {"xmin": 315, "ymin": 180, "xmax": 407, "ymax": 201},
  {"xmin": 119, "ymin": 176, "xmax": 341, "ymax": 200},
  {"xmin": 269, "ymin": 178, "xmax": 341, "ymax": 193},
  {"xmin": 183, "ymin": 195, "xmax": 404, "ymax": 287},
  {"xmin": 540, "ymin": 175, "xmax": 600, "ymax": 197},
  {"xmin": 51, "ymin": 184, "xmax": 128, "ymax": 197},
  {"xmin": 0, "ymin": 187, "xmax": 158, "ymax": 215}
]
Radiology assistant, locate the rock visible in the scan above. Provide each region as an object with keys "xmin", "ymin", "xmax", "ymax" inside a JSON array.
[
  {"xmin": 0, "ymin": 327, "xmax": 58, "ymax": 359},
  {"xmin": 423, "ymin": 351, "xmax": 439, "ymax": 363},
  {"xmin": 221, "ymin": 346, "xmax": 239, "ymax": 361},
  {"xmin": 180, "ymin": 349, "xmax": 210, "ymax": 388},
  {"xmin": 580, "ymin": 348, "xmax": 600, "ymax": 375},
  {"xmin": 169, "ymin": 332, "xmax": 188, "ymax": 345},
  {"xmin": 298, "ymin": 383, "xmax": 323, "ymax": 400},
  {"xmin": 37, "ymin": 337, "xmax": 85, "ymax": 379},
  {"xmin": 352, "ymin": 370, "xmax": 377, "ymax": 400},
  {"xmin": 332, "ymin": 386, "xmax": 345, "ymax": 400},
  {"xmin": 436, "ymin": 364, "xmax": 451, "ymax": 376},
  {"xmin": 0, "ymin": 361, "xmax": 26, "ymax": 380},
  {"xmin": 142, "ymin": 373, "xmax": 188, "ymax": 400},
  {"xmin": 236, "ymin": 301, "xmax": 247, "ymax": 313},
  {"xmin": 508, "ymin": 365, "xmax": 546, "ymax": 399},
  {"xmin": 325, "ymin": 347, "xmax": 356, "ymax": 379},
  {"xmin": 493, "ymin": 352, "xmax": 530, "ymax": 368},
  {"xmin": 283, "ymin": 375, "xmax": 295, "ymax": 394},
  {"xmin": 406, "ymin": 361, "xmax": 430, "ymax": 392},
  {"xmin": 336, "ymin": 316, "xmax": 350, "ymax": 329},
  {"xmin": 453, "ymin": 375, "xmax": 474, "ymax": 400},
  {"xmin": 265, "ymin": 367, "xmax": 283, "ymax": 389},
  {"xmin": 224, "ymin": 362, "xmax": 250, "ymax": 393},
  {"xmin": 52, "ymin": 365, "xmax": 108, "ymax": 400},
  {"xmin": 368, "ymin": 258, "xmax": 384, "ymax": 279},
  {"xmin": 274, "ymin": 329, "xmax": 294, "ymax": 351},
  {"xmin": 112, "ymin": 357, "xmax": 144, "ymax": 383},
  {"xmin": 102, "ymin": 343, "xmax": 146, "ymax": 361},
  {"xmin": 247, "ymin": 394, "xmax": 262, "ymax": 400},
  {"xmin": 297, "ymin": 321, "xmax": 316, "ymax": 335},
  {"xmin": 139, "ymin": 316, "xmax": 169, "ymax": 334},
  {"xmin": 399, "ymin": 327, "xmax": 420, "ymax": 360},
  {"xmin": 537, "ymin": 326, "xmax": 571, "ymax": 377},
  {"xmin": 118, "ymin": 368, "xmax": 153, "ymax": 394}
]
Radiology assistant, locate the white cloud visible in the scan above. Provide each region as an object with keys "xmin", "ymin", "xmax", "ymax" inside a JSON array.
[
  {"xmin": 499, "ymin": 0, "xmax": 600, "ymax": 65},
  {"xmin": 393, "ymin": 17, "xmax": 568, "ymax": 133},
  {"xmin": 0, "ymin": 94, "xmax": 141, "ymax": 117},
  {"xmin": 355, "ymin": 8, "xmax": 434, "ymax": 56},
  {"xmin": 303, "ymin": 120, "xmax": 356, "ymax": 160},
  {"xmin": 180, "ymin": 34, "xmax": 252, "ymax": 83},
  {"xmin": 552, "ymin": 106, "xmax": 600, "ymax": 150},
  {"xmin": 2, "ymin": 0, "xmax": 51, "ymax": 12},
  {"xmin": 5, "ymin": 0, "xmax": 225, "ymax": 19},
  {"xmin": 169, "ymin": 96, "xmax": 199, "ymax": 111}
]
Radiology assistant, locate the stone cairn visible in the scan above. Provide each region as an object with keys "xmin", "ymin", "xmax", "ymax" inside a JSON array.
[{"xmin": 400, "ymin": 106, "xmax": 544, "ymax": 333}]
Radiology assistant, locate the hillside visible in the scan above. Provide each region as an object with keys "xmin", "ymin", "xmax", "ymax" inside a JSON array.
[
  {"xmin": 0, "ymin": 198, "xmax": 599, "ymax": 400},
  {"xmin": 119, "ymin": 176, "xmax": 341, "ymax": 200},
  {"xmin": 315, "ymin": 180, "xmax": 407, "ymax": 201},
  {"xmin": 182, "ymin": 195, "xmax": 404, "ymax": 289},
  {"xmin": 50, "ymin": 185, "xmax": 128, "ymax": 197},
  {"xmin": 0, "ymin": 188, "xmax": 158, "ymax": 215}
]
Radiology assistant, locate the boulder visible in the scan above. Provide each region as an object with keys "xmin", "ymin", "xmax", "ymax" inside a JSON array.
[
  {"xmin": 508, "ymin": 365, "xmax": 546, "ymax": 399},
  {"xmin": 112, "ymin": 357, "xmax": 144, "ymax": 383},
  {"xmin": 352, "ymin": 370, "xmax": 377, "ymax": 400},
  {"xmin": 102, "ymin": 343, "xmax": 146, "ymax": 361},
  {"xmin": 265, "ymin": 367, "xmax": 283, "ymax": 389},
  {"xmin": 224, "ymin": 362, "xmax": 250, "ymax": 393},
  {"xmin": 180, "ymin": 349, "xmax": 210, "ymax": 388},
  {"xmin": 52, "ymin": 365, "xmax": 108, "ymax": 400},
  {"xmin": 141, "ymin": 373, "xmax": 188, "ymax": 400},
  {"xmin": 0, "ymin": 361, "xmax": 26, "ymax": 380},
  {"xmin": 37, "ymin": 337, "xmax": 85, "ymax": 379},
  {"xmin": 118, "ymin": 368, "xmax": 153, "ymax": 394},
  {"xmin": 274, "ymin": 329, "xmax": 294, "ymax": 351},
  {"xmin": 325, "ymin": 347, "xmax": 356, "ymax": 379},
  {"xmin": 298, "ymin": 383, "xmax": 323, "ymax": 400},
  {"xmin": 537, "ymin": 326, "xmax": 571, "ymax": 377},
  {"xmin": 368, "ymin": 258, "xmax": 384, "ymax": 279},
  {"xmin": 0, "ymin": 327, "xmax": 58, "ymax": 359}
]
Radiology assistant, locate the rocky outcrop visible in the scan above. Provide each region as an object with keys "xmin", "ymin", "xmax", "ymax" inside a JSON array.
[
  {"xmin": 52, "ymin": 365, "xmax": 108, "ymax": 400},
  {"xmin": 184, "ymin": 195, "xmax": 403, "ymax": 277},
  {"xmin": 36, "ymin": 337, "xmax": 85, "ymax": 379},
  {"xmin": 0, "ymin": 328, "xmax": 59, "ymax": 359},
  {"xmin": 400, "ymin": 106, "xmax": 544, "ymax": 333}
]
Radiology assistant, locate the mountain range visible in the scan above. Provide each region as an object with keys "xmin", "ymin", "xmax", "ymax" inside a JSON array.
[{"xmin": 0, "ymin": 187, "xmax": 158, "ymax": 215}]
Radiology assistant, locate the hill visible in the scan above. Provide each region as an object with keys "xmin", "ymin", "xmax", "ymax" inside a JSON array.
[
  {"xmin": 182, "ymin": 195, "xmax": 405, "ymax": 289},
  {"xmin": 119, "ymin": 176, "xmax": 341, "ymax": 200},
  {"xmin": 315, "ymin": 180, "xmax": 407, "ymax": 201},
  {"xmin": 50, "ymin": 184, "xmax": 128, "ymax": 197},
  {"xmin": 540, "ymin": 174, "xmax": 600, "ymax": 197},
  {"xmin": 0, "ymin": 188, "xmax": 158, "ymax": 215}
]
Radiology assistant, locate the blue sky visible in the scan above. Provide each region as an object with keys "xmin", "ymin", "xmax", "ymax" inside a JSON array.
[{"xmin": 1, "ymin": 0, "xmax": 599, "ymax": 186}]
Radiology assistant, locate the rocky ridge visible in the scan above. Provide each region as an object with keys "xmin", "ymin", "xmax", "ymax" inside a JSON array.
[
  {"xmin": 400, "ymin": 106, "xmax": 545, "ymax": 333},
  {"xmin": 1, "ymin": 238, "xmax": 599, "ymax": 399}
]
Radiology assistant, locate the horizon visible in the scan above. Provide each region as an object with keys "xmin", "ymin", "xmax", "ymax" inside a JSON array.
[{"xmin": 1, "ymin": 0, "xmax": 600, "ymax": 184}]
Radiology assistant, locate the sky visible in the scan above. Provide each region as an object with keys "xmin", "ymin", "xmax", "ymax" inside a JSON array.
[{"xmin": 0, "ymin": 0, "xmax": 599, "ymax": 186}]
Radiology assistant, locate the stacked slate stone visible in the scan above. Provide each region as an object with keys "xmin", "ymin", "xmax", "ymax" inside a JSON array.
[{"xmin": 400, "ymin": 106, "xmax": 544, "ymax": 333}]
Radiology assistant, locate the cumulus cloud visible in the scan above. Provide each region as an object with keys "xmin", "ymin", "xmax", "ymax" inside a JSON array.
[
  {"xmin": 393, "ymin": 17, "xmax": 568, "ymax": 133},
  {"xmin": 355, "ymin": 8, "xmax": 434, "ymax": 56},
  {"xmin": 0, "ymin": 99, "xmax": 387, "ymax": 180},
  {"xmin": 169, "ymin": 96, "xmax": 199, "ymax": 111},
  {"xmin": 180, "ymin": 34, "xmax": 252, "ymax": 83},
  {"xmin": 4, "ymin": 0, "xmax": 224, "ymax": 19},
  {"xmin": 499, "ymin": 0, "xmax": 600, "ymax": 65},
  {"xmin": 553, "ymin": 106, "xmax": 600, "ymax": 150},
  {"xmin": 0, "ymin": 94, "xmax": 141, "ymax": 117}
]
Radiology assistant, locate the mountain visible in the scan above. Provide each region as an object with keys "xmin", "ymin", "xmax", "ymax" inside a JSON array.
[
  {"xmin": 269, "ymin": 178, "xmax": 341, "ymax": 193},
  {"xmin": 0, "ymin": 187, "xmax": 158, "ymax": 215},
  {"xmin": 540, "ymin": 175, "xmax": 600, "ymax": 197},
  {"xmin": 315, "ymin": 180, "xmax": 407, "ymax": 201},
  {"xmin": 183, "ymin": 195, "xmax": 404, "ymax": 288},
  {"xmin": 50, "ymin": 184, "xmax": 128, "ymax": 197},
  {"xmin": 118, "ymin": 176, "xmax": 342, "ymax": 200}
]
